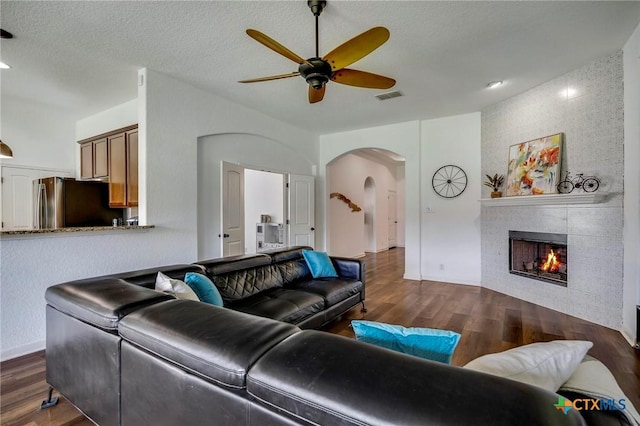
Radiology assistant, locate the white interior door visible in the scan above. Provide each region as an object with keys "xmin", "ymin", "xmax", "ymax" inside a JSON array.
[
  {"xmin": 221, "ymin": 162, "xmax": 245, "ymax": 256},
  {"xmin": 1, "ymin": 166, "xmax": 72, "ymax": 230},
  {"xmin": 388, "ymin": 190, "xmax": 397, "ymax": 248},
  {"xmin": 288, "ymin": 174, "xmax": 315, "ymax": 248}
]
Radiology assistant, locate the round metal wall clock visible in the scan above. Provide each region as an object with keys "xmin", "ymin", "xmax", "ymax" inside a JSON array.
[{"xmin": 432, "ymin": 165, "xmax": 468, "ymax": 198}]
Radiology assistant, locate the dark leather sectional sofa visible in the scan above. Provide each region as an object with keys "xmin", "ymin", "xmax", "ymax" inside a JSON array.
[
  {"xmin": 197, "ymin": 246, "xmax": 366, "ymax": 328},
  {"xmin": 44, "ymin": 246, "xmax": 586, "ymax": 426}
]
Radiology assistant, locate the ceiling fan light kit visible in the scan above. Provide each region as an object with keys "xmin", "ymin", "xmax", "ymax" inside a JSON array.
[{"xmin": 239, "ymin": 0, "xmax": 395, "ymax": 104}]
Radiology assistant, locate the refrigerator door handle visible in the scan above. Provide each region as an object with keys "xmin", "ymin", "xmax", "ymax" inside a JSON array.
[
  {"xmin": 34, "ymin": 183, "xmax": 42, "ymax": 229},
  {"xmin": 43, "ymin": 184, "xmax": 48, "ymax": 229}
]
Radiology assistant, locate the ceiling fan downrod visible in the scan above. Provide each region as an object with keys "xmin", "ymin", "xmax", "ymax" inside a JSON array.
[{"xmin": 308, "ymin": 1, "xmax": 326, "ymax": 58}]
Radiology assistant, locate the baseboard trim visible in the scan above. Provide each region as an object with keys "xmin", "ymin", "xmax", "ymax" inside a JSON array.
[
  {"xmin": 0, "ymin": 340, "xmax": 45, "ymax": 362},
  {"xmin": 421, "ymin": 276, "xmax": 480, "ymax": 286},
  {"xmin": 402, "ymin": 273, "xmax": 420, "ymax": 281},
  {"xmin": 364, "ymin": 247, "xmax": 389, "ymax": 253},
  {"xmin": 620, "ymin": 325, "xmax": 638, "ymax": 348}
]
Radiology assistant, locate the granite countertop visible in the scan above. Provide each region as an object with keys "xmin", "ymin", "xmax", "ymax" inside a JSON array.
[{"xmin": 1, "ymin": 225, "xmax": 155, "ymax": 236}]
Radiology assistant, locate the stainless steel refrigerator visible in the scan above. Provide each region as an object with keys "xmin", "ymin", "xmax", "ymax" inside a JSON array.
[{"xmin": 33, "ymin": 177, "xmax": 123, "ymax": 229}]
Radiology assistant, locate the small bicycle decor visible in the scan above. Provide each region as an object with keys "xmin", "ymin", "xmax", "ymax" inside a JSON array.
[{"xmin": 556, "ymin": 172, "xmax": 600, "ymax": 194}]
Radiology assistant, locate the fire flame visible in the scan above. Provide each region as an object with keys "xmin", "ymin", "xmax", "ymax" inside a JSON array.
[{"xmin": 540, "ymin": 249, "xmax": 561, "ymax": 273}]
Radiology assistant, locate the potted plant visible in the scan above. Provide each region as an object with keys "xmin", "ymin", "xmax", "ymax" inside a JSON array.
[{"xmin": 484, "ymin": 174, "xmax": 505, "ymax": 198}]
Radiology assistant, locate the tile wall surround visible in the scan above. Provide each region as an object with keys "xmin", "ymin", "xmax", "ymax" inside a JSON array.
[{"xmin": 481, "ymin": 51, "xmax": 624, "ymax": 329}]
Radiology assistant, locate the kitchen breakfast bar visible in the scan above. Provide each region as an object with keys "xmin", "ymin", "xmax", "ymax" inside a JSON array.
[{"xmin": 1, "ymin": 225, "xmax": 155, "ymax": 237}]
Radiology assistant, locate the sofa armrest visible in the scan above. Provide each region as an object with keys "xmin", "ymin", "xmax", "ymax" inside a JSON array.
[{"xmin": 330, "ymin": 257, "xmax": 365, "ymax": 283}]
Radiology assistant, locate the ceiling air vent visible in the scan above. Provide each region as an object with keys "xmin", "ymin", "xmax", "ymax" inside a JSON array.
[{"xmin": 375, "ymin": 91, "xmax": 403, "ymax": 101}]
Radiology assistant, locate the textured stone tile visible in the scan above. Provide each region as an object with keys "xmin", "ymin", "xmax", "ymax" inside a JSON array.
[{"xmin": 567, "ymin": 207, "xmax": 623, "ymax": 238}]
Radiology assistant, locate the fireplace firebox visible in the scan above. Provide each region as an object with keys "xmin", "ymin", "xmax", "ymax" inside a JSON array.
[{"xmin": 509, "ymin": 231, "xmax": 567, "ymax": 287}]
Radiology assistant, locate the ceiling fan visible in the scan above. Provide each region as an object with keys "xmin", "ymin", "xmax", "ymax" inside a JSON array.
[{"xmin": 239, "ymin": 0, "xmax": 396, "ymax": 104}]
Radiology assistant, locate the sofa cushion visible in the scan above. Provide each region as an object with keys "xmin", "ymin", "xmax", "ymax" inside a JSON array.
[
  {"xmin": 302, "ymin": 250, "xmax": 338, "ymax": 278},
  {"xmin": 464, "ymin": 340, "xmax": 593, "ymax": 392},
  {"xmin": 558, "ymin": 356, "xmax": 640, "ymax": 425},
  {"xmin": 276, "ymin": 259, "xmax": 311, "ymax": 285},
  {"xmin": 185, "ymin": 272, "xmax": 224, "ymax": 306},
  {"xmin": 116, "ymin": 264, "xmax": 206, "ymax": 289},
  {"xmin": 45, "ymin": 278, "xmax": 174, "ymax": 330},
  {"xmin": 211, "ymin": 264, "xmax": 284, "ymax": 301},
  {"xmin": 289, "ymin": 278, "xmax": 362, "ymax": 307},
  {"xmin": 118, "ymin": 299, "xmax": 300, "ymax": 389},
  {"xmin": 351, "ymin": 320, "xmax": 460, "ymax": 364},
  {"xmin": 199, "ymin": 254, "xmax": 271, "ymax": 275},
  {"xmin": 155, "ymin": 272, "xmax": 199, "ymax": 301},
  {"xmin": 229, "ymin": 288, "xmax": 325, "ymax": 324},
  {"xmin": 247, "ymin": 330, "xmax": 585, "ymax": 426},
  {"xmin": 261, "ymin": 246, "xmax": 312, "ymax": 262}
]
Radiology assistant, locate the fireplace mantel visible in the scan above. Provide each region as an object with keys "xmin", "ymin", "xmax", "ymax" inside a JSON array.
[{"xmin": 480, "ymin": 192, "xmax": 609, "ymax": 207}]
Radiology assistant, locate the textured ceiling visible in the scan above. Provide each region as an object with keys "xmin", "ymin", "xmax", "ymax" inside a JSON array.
[{"xmin": 1, "ymin": 1, "xmax": 639, "ymax": 135}]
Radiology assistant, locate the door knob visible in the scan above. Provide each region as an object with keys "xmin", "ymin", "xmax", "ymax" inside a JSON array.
[
  {"xmin": 224, "ymin": 233, "xmax": 230, "ymax": 238},
  {"xmin": 310, "ymin": 227, "xmax": 315, "ymax": 231}
]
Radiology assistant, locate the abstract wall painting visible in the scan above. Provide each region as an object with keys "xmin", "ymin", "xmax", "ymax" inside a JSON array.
[{"xmin": 506, "ymin": 133, "xmax": 563, "ymax": 196}]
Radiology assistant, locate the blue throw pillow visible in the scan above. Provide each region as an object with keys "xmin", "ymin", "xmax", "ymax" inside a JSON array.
[
  {"xmin": 302, "ymin": 249, "xmax": 338, "ymax": 278},
  {"xmin": 184, "ymin": 272, "xmax": 224, "ymax": 307},
  {"xmin": 351, "ymin": 320, "xmax": 460, "ymax": 364}
]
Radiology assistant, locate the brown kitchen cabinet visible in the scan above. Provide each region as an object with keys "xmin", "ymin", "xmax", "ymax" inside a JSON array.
[
  {"xmin": 78, "ymin": 124, "xmax": 138, "ymax": 207},
  {"xmin": 108, "ymin": 130, "xmax": 138, "ymax": 207},
  {"xmin": 79, "ymin": 138, "xmax": 108, "ymax": 179}
]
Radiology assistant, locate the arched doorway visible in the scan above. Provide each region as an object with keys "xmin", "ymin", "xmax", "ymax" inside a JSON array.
[{"xmin": 326, "ymin": 148, "xmax": 405, "ymax": 258}]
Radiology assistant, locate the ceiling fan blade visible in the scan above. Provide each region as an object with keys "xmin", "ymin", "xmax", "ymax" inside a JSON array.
[
  {"xmin": 238, "ymin": 72, "xmax": 300, "ymax": 83},
  {"xmin": 309, "ymin": 85, "xmax": 326, "ymax": 104},
  {"xmin": 323, "ymin": 27, "xmax": 390, "ymax": 71},
  {"xmin": 246, "ymin": 29, "xmax": 312, "ymax": 67},
  {"xmin": 331, "ymin": 69, "xmax": 395, "ymax": 89}
]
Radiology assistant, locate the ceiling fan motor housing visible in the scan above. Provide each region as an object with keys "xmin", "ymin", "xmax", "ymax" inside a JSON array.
[
  {"xmin": 299, "ymin": 58, "xmax": 333, "ymax": 89},
  {"xmin": 307, "ymin": 0, "xmax": 327, "ymax": 17}
]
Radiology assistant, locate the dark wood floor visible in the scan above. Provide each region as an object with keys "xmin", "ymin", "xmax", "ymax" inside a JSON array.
[{"xmin": 1, "ymin": 248, "xmax": 638, "ymax": 425}]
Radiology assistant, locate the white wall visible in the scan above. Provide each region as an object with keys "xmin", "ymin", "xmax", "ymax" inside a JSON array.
[
  {"xmin": 0, "ymin": 95, "xmax": 76, "ymax": 171},
  {"xmin": 623, "ymin": 22, "xmax": 640, "ymax": 345},
  {"xmin": 75, "ymin": 99, "xmax": 138, "ymax": 141},
  {"xmin": 141, "ymin": 68, "xmax": 318, "ymax": 262},
  {"xmin": 421, "ymin": 113, "xmax": 482, "ymax": 285},
  {"xmin": 244, "ymin": 169, "xmax": 284, "ymax": 254},
  {"xmin": 320, "ymin": 122, "xmax": 422, "ymax": 279},
  {"xmin": 197, "ymin": 133, "xmax": 315, "ymax": 260},
  {"xmin": 327, "ymin": 153, "xmax": 398, "ymax": 258},
  {"xmin": 0, "ymin": 230, "xmax": 172, "ymax": 360},
  {"xmin": 0, "ymin": 69, "xmax": 318, "ymax": 360},
  {"xmin": 320, "ymin": 116, "xmax": 481, "ymax": 282}
]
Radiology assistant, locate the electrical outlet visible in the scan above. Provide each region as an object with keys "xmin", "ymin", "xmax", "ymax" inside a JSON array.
[{"xmin": 439, "ymin": 263, "xmax": 445, "ymax": 271}]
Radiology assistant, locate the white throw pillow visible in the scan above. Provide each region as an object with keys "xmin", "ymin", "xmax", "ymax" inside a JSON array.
[
  {"xmin": 155, "ymin": 271, "xmax": 199, "ymax": 301},
  {"xmin": 464, "ymin": 340, "xmax": 593, "ymax": 391},
  {"xmin": 560, "ymin": 357, "xmax": 640, "ymax": 425}
]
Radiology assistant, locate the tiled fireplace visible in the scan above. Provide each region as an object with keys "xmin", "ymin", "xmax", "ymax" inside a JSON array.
[
  {"xmin": 480, "ymin": 51, "xmax": 624, "ymax": 329},
  {"xmin": 509, "ymin": 231, "xmax": 567, "ymax": 287}
]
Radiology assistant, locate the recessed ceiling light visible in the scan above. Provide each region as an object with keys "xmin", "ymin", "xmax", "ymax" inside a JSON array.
[
  {"xmin": 560, "ymin": 87, "xmax": 577, "ymax": 99},
  {"xmin": 487, "ymin": 81, "xmax": 503, "ymax": 89},
  {"xmin": 0, "ymin": 62, "xmax": 10, "ymax": 70}
]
